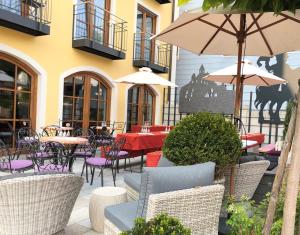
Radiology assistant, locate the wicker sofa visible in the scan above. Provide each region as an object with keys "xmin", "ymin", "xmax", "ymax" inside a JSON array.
[
  {"xmin": 0, "ymin": 173, "xmax": 84, "ymax": 235},
  {"xmin": 104, "ymin": 162, "xmax": 225, "ymax": 235},
  {"xmin": 104, "ymin": 185, "xmax": 224, "ymax": 235},
  {"xmin": 124, "ymin": 157, "xmax": 270, "ymax": 201}
]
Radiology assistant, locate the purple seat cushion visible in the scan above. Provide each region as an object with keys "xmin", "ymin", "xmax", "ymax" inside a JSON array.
[
  {"xmin": 86, "ymin": 157, "xmax": 111, "ymax": 166},
  {"xmin": 73, "ymin": 150, "xmax": 93, "ymax": 157},
  {"xmin": 0, "ymin": 160, "xmax": 33, "ymax": 171},
  {"xmin": 36, "ymin": 152, "xmax": 52, "ymax": 158},
  {"xmin": 35, "ymin": 164, "xmax": 69, "ymax": 173},
  {"xmin": 107, "ymin": 151, "xmax": 128, "ymax": 158}
]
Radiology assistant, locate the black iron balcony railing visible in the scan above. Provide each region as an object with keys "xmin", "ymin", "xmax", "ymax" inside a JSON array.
[
  {"xmin": 133, "ymin": 32, "xmax": 171, "ymax": 73},
  {"xmin": 73, "ymin": 2, "xmax": 127, "ymax": 60},
  {"xmin": 155, "ymin": 0, "xmax": 172, "ymax": 4},
  {"xmin": 0, "ymin": 0, "xmax": 51, "ymax": 35}
]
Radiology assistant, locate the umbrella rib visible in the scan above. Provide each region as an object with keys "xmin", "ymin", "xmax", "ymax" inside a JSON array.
[
  {"xmin": 243, "ymin": 74, "xmax": 255, "ymax": 80},
  {"xmin": 225, "ymin": 14, "xmax": 238, "ymax": 33},
  {"xmin": 250, "ymin": 14, "xmax": 274, "ymax": 56},
  {"xmin": 155, "ymin": 14, "xmax": 209, "ymax": 39},
  {"xmin": 258, "ymin": 75, "xmax": 270, "ymax": 86},
  {"xmin": 245, "ymin": 13, "xmax": 264, "ymax": 34},
  {"xmin": 280, "ymin": 13, "xmax": 300, "ymax": 24},
  {"xmin": 199, "ymin": 15, "xmax": 232, "ymax": 54},
  {"xmin": 246, "ymin": 18, "xmax": 288, "ymax": 36},
  {"xmin": 230, "ymin": 76, "xmax": 236, "ymax": 84},
  {"xmin": 198, "ymin": 18, "xmax": 236, "ymax": 36}
]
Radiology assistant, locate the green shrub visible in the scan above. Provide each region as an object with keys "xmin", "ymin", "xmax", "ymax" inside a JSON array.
[
  {"xmin": 226, "ymin": 191, "xmax": 300, "ymax": 235},
  {"xmin": 162, "ymin": 112, "xmax": 241, "ymax": 176},
  {"xmin": 121, "ymin": 214, "xmax": 191, "ymax": 235}
]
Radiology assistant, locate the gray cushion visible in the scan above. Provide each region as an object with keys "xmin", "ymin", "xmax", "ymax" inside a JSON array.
[
  {"xmin": 157, "ymin": 156, "xmax": 175, "ymax": 167},
  {"xmin": 124, "ymin": 157, "xmax": 174, "ymax": 192},
  {"xmin": 137, "ymin": 161, "xmax": 216, "ymax": 218},
  {"xmin": 124, "ymin": 173, "xmax": 141, "ymax": 192},
  {"xmin": 104, "ymin": 201, "xmax": 138, "ymax": 231}
]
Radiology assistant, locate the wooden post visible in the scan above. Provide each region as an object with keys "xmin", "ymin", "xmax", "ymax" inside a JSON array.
[
  {"xmin": 262, "ymin": 98, "xmax": 297, "ymax": 235},
  {"xmin": 281, "ymin": 80, "xmax": 300, "ymax": 235},
  {"xmin": 230, "ymin": 13, "xmax": 246, "ymax": 196}
]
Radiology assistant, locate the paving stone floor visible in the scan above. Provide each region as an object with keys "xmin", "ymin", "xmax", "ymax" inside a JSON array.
[{"xmin": 63, "ymin": 158, "xmax": 141, "ymax": 235}]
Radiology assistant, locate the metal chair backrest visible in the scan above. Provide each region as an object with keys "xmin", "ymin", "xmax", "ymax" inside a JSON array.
[
  {"xmin": 41, "ymin": 125, "xmax": 60, "ymax": 137},
  {"xmin": 32, "ymin": 141, "xmax": 70, "ymax": 172},
  {"xmin": 103, "ymin": 136, "xmax": 126, "ymax": 163},
  {"xmin": 73, "ymin": 128, "xmax": 95, "ymax": 144},
  {"xmin": 0, "ymin": 139, "xmax": 14, "ymax": 172},
  {"xmin": 17, "ymin": 127, "xmax": 39, "ymax": 140},
  {"xmin": 111, "ymin": 122, "xmax": 126, "ymax": 134}
]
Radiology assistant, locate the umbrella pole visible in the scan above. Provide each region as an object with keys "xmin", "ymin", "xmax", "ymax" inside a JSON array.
[{"xmin": 230, "ymin": 13, "xmax": 246, "ymax": 196}]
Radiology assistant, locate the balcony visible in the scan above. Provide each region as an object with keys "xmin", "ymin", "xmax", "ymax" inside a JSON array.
[
  {"xmin": 133, "ymin": 32, "xmax": 170, "ymax": 73},
  {"xmin": 72, "ymin": 2, "xmax": 127, "ymax": 60},
  {"xmin": 155, "ymin": 0, "xmax": 172, "ymax": 4},
  {"xmin": 0, "ymin": 0, "xmax": 51, "ymax": 36}
]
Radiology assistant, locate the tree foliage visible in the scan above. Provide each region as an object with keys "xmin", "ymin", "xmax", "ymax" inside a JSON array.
[
  {"xmin": 178, "ymin": 0, "xmax": 300, "ymax": 14},
  {"xmin": 226, "ymin": 190, "xmax": 300, "ymax": 234},
  {"xmin": 162, "ymin": 112, "xmax": 241, "ymax": 176}
]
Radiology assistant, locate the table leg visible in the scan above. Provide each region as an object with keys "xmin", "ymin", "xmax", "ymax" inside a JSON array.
[
  {"xmin": 68, "ymin": 144, "xmax": 78, "ymax": 172},
  {"xmin": 140, "ymin": 150, "xmax": 144, "ymax": 173}
]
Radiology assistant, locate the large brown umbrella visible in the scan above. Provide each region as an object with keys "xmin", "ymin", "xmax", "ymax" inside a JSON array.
[{"xmin": 154, "ymin": 10, "xmax": 300, "ymax": 119}]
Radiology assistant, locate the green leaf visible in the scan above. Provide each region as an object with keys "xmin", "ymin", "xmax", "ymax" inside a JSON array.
[{"xmin": 178, "ymin": 0, "xmax": 192, "ymax": 6}]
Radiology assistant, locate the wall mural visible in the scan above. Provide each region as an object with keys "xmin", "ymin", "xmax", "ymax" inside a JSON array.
[
  {"xmin": 179, "ymin": 54, "xmax": 293, "ymax": 124},
  {"xmin": 255, "ymin": 54, "xmax": 292, "ymax": 124},
  {"xmin": 179, "ymin": 65, "xmax": 235, "ymax": 114}
]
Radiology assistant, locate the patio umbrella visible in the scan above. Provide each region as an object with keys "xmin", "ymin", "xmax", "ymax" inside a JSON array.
[
  {"xmin": 115, "ymin": 67, "xmax": 177, "ymax": 87},
  {"xmin": 204, "ymin": 60, "xmax": 286, "ymax": 86},
  {"xmin": 153, "ymin": 10, "xmax": 300, "ymax": 118}
]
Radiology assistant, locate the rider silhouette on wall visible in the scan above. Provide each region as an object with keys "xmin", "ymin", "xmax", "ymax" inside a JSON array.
[
  {"xmin": 179, "ymin": 65, "xmax": 235, "ymax": 114},
  {"xmin": 255, "ymin": 54, "xmax": 292, "ymax": 124}
]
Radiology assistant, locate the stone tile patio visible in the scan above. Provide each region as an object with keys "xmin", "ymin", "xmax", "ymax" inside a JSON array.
[{"xmin": 64, "ymin": 158, "xmax": 141, "ymax": 235}]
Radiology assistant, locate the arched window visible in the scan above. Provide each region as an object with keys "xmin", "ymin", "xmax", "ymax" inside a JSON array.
[
  {"xmin": 127, "ymin": 85, "xmax": 155, "ymax": 131},
  {"xmin": 0, "ymin": 53, "xmax": 37, "ymax": 147},
  {"xmin": 62, "ymin": 72, "xmax": 111, "ymax": 128}
]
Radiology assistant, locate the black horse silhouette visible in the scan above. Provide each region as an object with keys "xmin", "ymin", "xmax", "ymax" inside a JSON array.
[{"xmin": 255, "ymin": 55, "xmax": 292, "ymax": 124}]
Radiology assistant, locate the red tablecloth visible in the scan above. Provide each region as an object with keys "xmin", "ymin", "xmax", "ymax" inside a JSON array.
[
  {"xmin": 146, "ymin": 151, "xmax": 162, "ymax": 167},
  {"xmin": 117, "ymin": 132, "xmax": 168, "ymax": 152},
  {"xmin": 258, "ymin": 144, "xmax": 281, "ymax": 156},
  {"xmin": 241, "ymin": 133, "xmax": 265, "ymax": 145},
  {"xmin": 131, "ymin": 125, "xmax": 174, "ymax": 133}
]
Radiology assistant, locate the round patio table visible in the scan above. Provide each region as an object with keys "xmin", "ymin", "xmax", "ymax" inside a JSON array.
[
  {"xmin": 40, "ymin": 136, "xmax": 87, "ymax": 145},
  {"xmin": 40, "ymin": 136, "xmax": 88, "ymax": 171}
]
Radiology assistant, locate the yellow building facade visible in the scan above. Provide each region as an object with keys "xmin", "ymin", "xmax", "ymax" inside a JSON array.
[{"xmin": 0, "ymin": 0, "xmax": 173, "ymax": 145}]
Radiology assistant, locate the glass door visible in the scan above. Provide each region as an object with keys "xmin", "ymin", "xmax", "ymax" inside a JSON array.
[
  {"xmin": 126, "ymin": 85, "xmax": 155, "ymax": 131},
  {"xmin": 0, "ymin": 55, "xmax": 36, "ymax": 148}
]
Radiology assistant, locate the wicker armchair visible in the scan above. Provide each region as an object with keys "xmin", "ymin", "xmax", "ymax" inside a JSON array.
[
  {"xmin": 0, "ymin": 173, "xmax": 84, "ymax": 235},
  {"xmin": 223, "ymin": 160, "xmax": 270, "ymax": 200},
  {"xmin": 104, "ymin": 185, "xmax": 225, "ymax": 235}
]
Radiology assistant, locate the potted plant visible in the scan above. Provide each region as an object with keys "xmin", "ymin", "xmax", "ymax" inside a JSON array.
[
  {"xmin": 121, "ymin": 213, "xmax": 191, "ymax": 235},
  {"xmin": 162, "ymin": 112, "xmax": 242, "ymax": 178}
]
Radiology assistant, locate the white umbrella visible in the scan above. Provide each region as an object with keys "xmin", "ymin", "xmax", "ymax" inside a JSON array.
[
  {"xmin": 204, "ymin": 60, "xmax": 286, "ymax": 86},
  {"xmin": 115, "ymin": 67, "xmax": 177, "ymax": 87},
  {"xmin": 0, "ymin": 71, "xmax": 13, "ymax": 82},
  {"xmin": 154, "ymin": 10, "xmax": 300, "ymax": 118}
]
